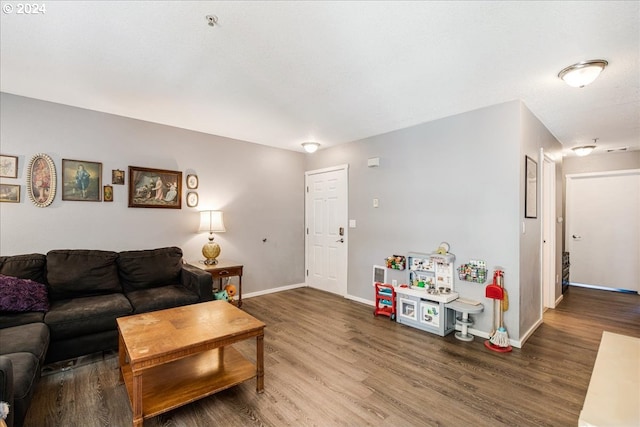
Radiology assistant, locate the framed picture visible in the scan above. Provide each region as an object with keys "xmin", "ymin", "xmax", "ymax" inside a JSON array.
[
  {"xmin": 0, "ymin": 184, "xmax": 20, "ymax": 203},
  {"xmin": 112, "ymin": 169, "xmax": 125, "ymax": 185},
  {"xmin": 26, "ymin": 153, "xmax": 57, "ymax": 207},
  {"xmin": 0, "ymin": 155, "xmax": 18, "ymax": 178},
  {"xmin": 186, "ymin": 174, "xmax": 198, "ymax": 189},
  {"xmin": 62, "ymin": 159, "xmax": 102, "ymax": 201},
  {"xmin": 186, "ymin": 191, "xmax": 198, "ymax": 208},
  {"xmin": 104, "ymin": 185, "xmax": 113, "ymax": 202},
  {"xmin": 525, "ymin": 155, "xmax": 537, "ymax": 218},
  {"xmin": 128, "ymin": 166, "xmax": 182, "ymax": 209}
]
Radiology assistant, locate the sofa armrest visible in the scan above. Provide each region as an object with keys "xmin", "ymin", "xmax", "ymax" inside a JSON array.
[
  {"xmin": 180, "ymin": 264, "xmax": 213, "ymax": 302},
  {"xmin": 0, "ymin": 356, "xmax": 14, "ymax": 427}
]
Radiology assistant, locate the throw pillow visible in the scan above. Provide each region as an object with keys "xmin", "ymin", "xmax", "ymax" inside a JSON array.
[{"xmin": 0, "ymin": 274, "xmax": 49, "ymax": 312}]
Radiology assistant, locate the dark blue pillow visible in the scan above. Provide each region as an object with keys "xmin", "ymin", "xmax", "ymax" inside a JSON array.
[{"xmin": 0, "ymin": 274, "xmax": 49, "ymax": 312}]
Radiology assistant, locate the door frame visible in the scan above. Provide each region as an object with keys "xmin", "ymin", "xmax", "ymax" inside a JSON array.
[
  {"xmin": 541, "ymin": 151, "xmax": 556, "ymax": 310},
  {"xmin": 304, "ymin": 164, "xmax": 349, "ymax": 296},
  {"xmin": 565, "ymin": 168, "xmax": 640, "ymax": 291}
]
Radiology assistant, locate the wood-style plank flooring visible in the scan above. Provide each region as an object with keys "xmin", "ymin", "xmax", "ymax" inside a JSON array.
[{"xmin": 24, "ymin": 286, "xmax": 639, "ymax": 427}]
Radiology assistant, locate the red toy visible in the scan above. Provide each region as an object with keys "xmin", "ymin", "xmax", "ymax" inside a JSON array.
[{"xmin": 374, "ymin": 282, "xmax": 396, "ymax": 320}]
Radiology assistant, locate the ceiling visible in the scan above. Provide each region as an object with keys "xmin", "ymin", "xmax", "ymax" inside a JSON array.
[{"xmin": 1, "ymin": 1, "xmax": 638, "ymax": 155}]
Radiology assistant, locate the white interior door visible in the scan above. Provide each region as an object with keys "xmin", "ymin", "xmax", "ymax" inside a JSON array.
[
  {"xmin": 305, "ymin": 165, "xmax": 348, "ymax": 296},
  {"xmin": 566, "ymin": 170, "xmax": 640, "ymax": 292}
]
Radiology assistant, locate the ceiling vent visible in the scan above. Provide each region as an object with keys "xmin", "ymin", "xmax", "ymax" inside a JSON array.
[{"xmin": 606, "ymin": 147, "xmax": 629, "ymax": 153}]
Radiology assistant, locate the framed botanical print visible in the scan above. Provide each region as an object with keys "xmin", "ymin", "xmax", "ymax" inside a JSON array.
[
  {"xmin": 62, "ymin": 159, "xmax": 102, "ymax": 202},
  {"xmin": 0, "ymin": 155, "xmax": 18, "ymax": 178},
  {"xmin": 26, "ymin": 153, "xmax": 56, "ymax": 207},
  {"xmin": 128, "ymin": 166, "xmax": 182, "ymax": 209}
]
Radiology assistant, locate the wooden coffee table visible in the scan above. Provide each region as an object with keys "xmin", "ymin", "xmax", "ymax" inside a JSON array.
[{"xmin": 117, "ymin": 301, "xmax": 265, "ymax": 427}]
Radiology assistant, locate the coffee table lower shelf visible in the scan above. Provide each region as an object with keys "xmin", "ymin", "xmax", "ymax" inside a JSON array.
[{"xmin": 121, "ymin": 346, "xmax": 256, "ymax": 420}]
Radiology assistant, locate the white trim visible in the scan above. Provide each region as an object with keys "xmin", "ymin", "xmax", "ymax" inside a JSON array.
[
  {"xmin": 304, "ymin": 164, "xmax": 350, "ymax": 177},
  {"xmin": 345, "ymin": 294, "xmax": 375, "ymax": 306},
  {"xmin": 515, "ymin": 316, "xmax": 543, "ymax": 348},
  {"xmin": 566, "ymin": 169, "xmax": 640, "ymax": 179},
  {"xmin": 541, "ymin": 150, "xmax": 556, "ymax": 310},
  {"xmin": 242, "ymin": 283, "xmax": 307, "ymax": 300},
  {"xmin": 555, "ymin": 293, "xmax": 564, "ymax": 307}
]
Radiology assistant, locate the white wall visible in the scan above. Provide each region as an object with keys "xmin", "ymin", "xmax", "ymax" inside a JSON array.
[
  {"xmin": 307, "ymin": 101, "xmax": 529, "ymax": 338},
  {"xmin": 0, "ymin": 93, "xmax": 306, "ymax": 293}
]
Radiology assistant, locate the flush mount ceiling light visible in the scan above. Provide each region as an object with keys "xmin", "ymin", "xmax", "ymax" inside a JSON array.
[
  {"xmin": 558, "ymin": 60, "xmax": 608, "ymax": 88},
  {"xmin": 302, "ymin": 142, "xmax": 320, "ymax": 153},
  {"xmin": 572, "ymin": 138, "xmax": 598, "ymax": 157}
]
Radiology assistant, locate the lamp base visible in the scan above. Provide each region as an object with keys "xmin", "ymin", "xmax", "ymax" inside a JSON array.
[{"xmin": 202, "ymin": 241, "xmax": 221, "ymax": 266}]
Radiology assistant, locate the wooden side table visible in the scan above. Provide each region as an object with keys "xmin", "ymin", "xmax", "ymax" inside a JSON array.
[{"xmin": 190, "ymin": 260, "xmax": 244, "ymax": 307}]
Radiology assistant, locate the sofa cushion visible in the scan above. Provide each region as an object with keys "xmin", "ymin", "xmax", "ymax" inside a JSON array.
[
  {"xmin": 3, "ymin": 352, "xmax": 39, "ymax": 425},
  {"xmin": 118, "ymin": 247, "xmax": 183, "ymax": 293},
  {"xmin": 0, "ymin": 253, "xmax": 46, "ymax": 284},
  {"xmin": 46, "ymin": 250, "xmax": 121, "ymax": 300},
  {"xmin": 44, "ymin": 293, "xmax": 132, "ymax": 341},
  {"xmin": 0, "ymin": 323, "xmax": 49, "ymax": 362},
  {"xmin": 126, "ymin": 285, "xmax": 199, "ymax": 314},
  {"xmin": 0, "ymin": 275, "xmax": 49, "ymax": 313},
  {"xmin": 0, "ymin": 311, "xmax": 45, "ymax": 329}
]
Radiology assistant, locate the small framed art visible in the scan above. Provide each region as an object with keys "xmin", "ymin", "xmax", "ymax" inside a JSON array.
[
  {"xmin": 128, "ymin": 166, "xmax": 182, "ymax": 209},
  {"xmin": 186, "ymin": 174, "xmax": 198, "ymax": 189},
  {"xmin": 112, "ymin": 169, "xmax": 125, "ymax": 185},
  {"xmin": 0, "ymin": 184, "xmax": 20, "ymax": 203},
  {"xmin": 525, "ymin": 155, "xmax": 537, "ymax": 218},
  {"xmin": 0, "ymin": 155, "xmax": 18, "ymax": 178},
  {"xmin": 104, "ymin": 185, "xmax": 113, "ymax": 202},
  {"xmin": 186, "ymin": 191, "xmax": 199, "ymax": 207},
  {"xmin": 62, "ymin": 159, "xmax": 102, "ymax": 201}
]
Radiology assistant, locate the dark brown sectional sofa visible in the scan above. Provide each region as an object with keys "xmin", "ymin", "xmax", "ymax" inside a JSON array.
[{"xmin": 0, "ymin": 247, "xmax": 213, "ymax": 427}]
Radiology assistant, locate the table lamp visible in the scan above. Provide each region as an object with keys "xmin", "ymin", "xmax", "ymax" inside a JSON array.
[{"xmin": 198, "ymin": 210, "xmax": 226, "ymax": 265}]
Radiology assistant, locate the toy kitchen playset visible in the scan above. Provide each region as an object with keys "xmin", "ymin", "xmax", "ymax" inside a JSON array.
[
  {"xmin": 396, "ymin": 249, "xmax": 458, "ymax": 336},
  {"xmin": 376, "ymin": 243, "xmax": 487, "ymax": 339}
]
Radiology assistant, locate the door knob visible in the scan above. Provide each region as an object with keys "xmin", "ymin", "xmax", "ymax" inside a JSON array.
[
  {"xmin": 336, "ymin": 238, "xmax": 344, "ymax": 243},
  {"xmin": 572, "ymin": 234, "xmax": 581, "ymax": 239}
]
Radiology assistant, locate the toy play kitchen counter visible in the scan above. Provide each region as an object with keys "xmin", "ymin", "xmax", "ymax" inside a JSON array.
[{"xmin": 396, "ymin": 251, "xmax": 459, "ymax": 336}]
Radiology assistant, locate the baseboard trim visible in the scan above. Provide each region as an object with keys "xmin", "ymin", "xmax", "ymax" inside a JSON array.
[
  {"xmin": 242, "ymin": 283, "xmax": 307, "ymax": 300},
  {"xmin": 345, "ymin": 294, "xmax": 375, "ymax": 306}
]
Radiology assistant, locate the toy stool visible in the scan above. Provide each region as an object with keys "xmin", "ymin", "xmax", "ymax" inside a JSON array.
[{"xmin": 446, "ymin": 299, "xmax": 484, "ymax": 341}]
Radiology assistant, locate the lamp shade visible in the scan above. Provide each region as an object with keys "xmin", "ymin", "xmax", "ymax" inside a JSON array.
[{"xmin": 198, "ymin": 210, "xmax": 226, "ymax": 233}]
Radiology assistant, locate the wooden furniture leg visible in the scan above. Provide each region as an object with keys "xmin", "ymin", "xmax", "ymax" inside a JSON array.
[
  {"xmin": 256, "ymin": 334, "xmax": 264, "ymax": 393},
  {"xmin": 132, "ymin": 372, "xmax": 143, "ymax": 427},
  {"xmin": 118, "ymin": 333, "xmax": 125, "ymax": 381}
]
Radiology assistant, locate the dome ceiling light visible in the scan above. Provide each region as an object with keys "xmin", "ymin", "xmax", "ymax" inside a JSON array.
[
  {"xmin": 572, "ymin": 138, "xmax": 598, "ymax": 157},
  {"xmin": 302, "ymin": 142, "xmax": 320, "ymax": 153},
  {"xmin": 558, "ymin": 60, "xmax": 608, "ymax": 88}
]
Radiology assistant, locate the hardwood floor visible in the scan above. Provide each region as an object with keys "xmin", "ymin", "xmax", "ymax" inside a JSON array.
[{"xmin": 24, "ymin": 286, "xmax": 639, "ymax": 427}]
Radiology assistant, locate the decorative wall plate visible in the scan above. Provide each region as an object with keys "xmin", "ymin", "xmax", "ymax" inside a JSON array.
[
  {"xmin": 26, "ymin": 153, "xmax": 57, "ymax": 207},
  {"xmin": 186, "ymin": 174, "xmax": 198, "ymax": 189}
]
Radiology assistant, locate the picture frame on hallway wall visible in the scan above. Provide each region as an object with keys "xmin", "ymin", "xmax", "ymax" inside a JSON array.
[
  {"xmin": 128, "ymin": 166, "xmax": 182, "ymax": 209},
  {"xmin": 112, "ymin": 169, "xmax": 125, "ymax": 185},
  {"xmin": 0, "ymin": 155, "xmax": 18, "ymax": 178},
  {"xmin": 525, "ymin": 155, "xmax": 537, "ymax": 218},
  {"xmin": 0, "ymin": 184, "xmax": 20, "ymax": 203},
  {"xmin": 26, "ymin": 153, "xmax": 57, "ymax": 207},
  {"xmin": 62, "ymin": 159, "xmax": 102, "ymax": 202}
]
